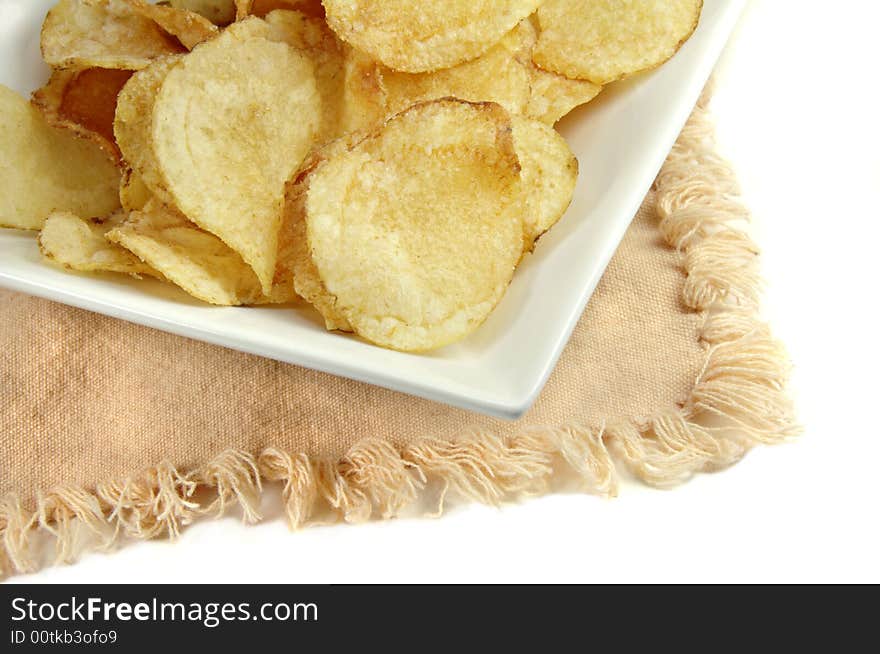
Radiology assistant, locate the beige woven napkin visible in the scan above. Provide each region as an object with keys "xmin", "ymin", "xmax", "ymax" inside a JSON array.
[{"xmin": 0, "ymin": 96, "xmax": 798, "ymax": 576}]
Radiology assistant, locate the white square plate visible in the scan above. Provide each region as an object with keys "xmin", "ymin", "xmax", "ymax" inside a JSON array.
[{"xmin": 0, "ymin": 0, "xmax": 744, "ymax": 419}]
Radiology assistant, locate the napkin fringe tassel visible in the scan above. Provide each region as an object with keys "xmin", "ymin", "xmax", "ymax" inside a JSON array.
[{"xmin": 0, "ymin": 91, "xmax": 799, "ymax": 576}]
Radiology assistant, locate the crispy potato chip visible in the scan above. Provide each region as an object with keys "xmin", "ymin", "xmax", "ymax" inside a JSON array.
[
  {"xmin": 107, "ymin": 200, "xmax": 296, "ymax": 305},
  {"xmin": 380, "ymin": 24, "xmax": 532, "ymax": 118},
  {"xmin": 32, "ymin": 67, "xmax": 133, "ymax": 161},
  {"xmin": 290, "ymin": 99, "xmax": 524, "ymax": 351},
  {"xmin": 281, "ymin": 189, "xmax": 352, "ymax": 331},
  {"xmin": 0, "ymin": 85, "xmax": 120, "ymax": 230},
  {"xmin": 234, "ymin": 0, "xmax": 253, "ymax": 20},
  {"xmin": 39, "ymin": 210, "xmax": 158, "ymax": 277},
  {"xmin": 227, "ymin": 11, "xmax": 376, "ymax": 139},
  {"xmin": 513, "ymin": 16, "xmax": 603, "ymax": 123},
  {"xmin": 119, "ymin": 168, "xmax": 151, "ymax": 212},
  {"xmin": 169, "ymin": 0, "xmax": 236, "ymax": 25},
  {"xmin": 323, "ymin": 0, "xmax": 543, "ymax": 73},
  {"xmin": 114, "ymin": 55, "xmax": 182, "ymax": 206},
  {"xmin": 525, "ymin": 66, "xmax": 602, "ymax": 124},
  {"xmin": 124, "ymin": 0, "xmax": 218, "ymax": 50},
  {"xmin": 151, "ymin": 26, "xmax": 321, "ymax": 293},
  {"xmin": 280, "ymin": 139, "xmax": 359, "ymax": 331},
  {"xmin": 511, "ymin": 116, "xmax": 578, "ymax": 252},
  {"xmin": 364, "ymin": 20, "xmax": 600, "ymax": 127},
  {"xmin": 48, "ymin": 68, "xmax": 131, "ymax": 144},
  {"xmin": 533, "ymin": 0, "xmax": 703, "ymax": 85},
  {"xmin": 260, "ymin": 10, "xmax": 347, "ymax": 140},
  {"xmin": 338, "ymin": 46, "xmax": 389, "ymax": 135},
  {"xmin": 250, "ymin": 0, "xmax": 324, "ymax": 19},
  {"xmin": 41, "ymin": 0, "xmax": 184, "ymax": 70}
]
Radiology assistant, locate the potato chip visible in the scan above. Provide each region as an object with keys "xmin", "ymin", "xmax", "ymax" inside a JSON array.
[
  {"xmin": 364, "ymin": 19, "xmax": 600, "ymax": 127},
  {"xmin": 380, "ymin": 24, "xmax": 532, "ymax": 118},
  {"xmin": 322, "ymin": 0, "xmax": 543, "ymax": 73},
  {"xmin": 124, "ymin": 0, "xmax": 218, "ymax": 50},
  {"xmin": 338, "ymin": 46, "xmax": 389, "ymax": 135},
  {"xmin": 114, "ymin": 55, "xmax": 182, "ymax": 206},
  {"xmin": 494, "ymin": 17, "xmax": 602, "ymax": 123},
  {"xmin": 291, "ymin": 99, "xmax": 524, "ymax": 351},
  {"xmin": 511, "ymin": 116, "xmax": 578, "ymax": 252},
  {"xmin": 119, "ymin": 168, "xmax": 151, "ymax": 212},
  {"xmin": 0, "ymin": 85, "xmax": 121, "ymax": 230},
  {"xmin": 227, "ymin": 10, "xmax": 383, "ymax": 139},
  {"xmin": 250, "ymin": 0, "xmax": 325, "ymax": 19},
  {"xmin": 259, "ymin": 10, "xmax": 347, "ymax": 141},
  {"xmin": 533, "ymin": 0, "xmax": 703, "ymax": 85},
  {"xmin": 151, "ymin": 26, "xmax": 321, "ymax": 293},
  {"xmin": 280, "ymin": 140, "xmax": 360, "ymax": 331},
  {"xmin": 225, "ymin": 12, "xmax": 376, "ymax": 137},
  {"xmin": 41, "ymin": 0, "xmax": 185, "ymax": 70},
  {"xmin": 281, "ymin": 188, "xmax": 352, "ymax": 331},
  {"xmin": 234, "ymin": 0, "xmax": 253, "ymax": 20},
  {"xmin": 32, "ymin": 67, "xmax": 133, "ymax": 161},
  {"xmin": 525, "ymin": 66, "xmax": 602, "ymax": 125},
  {"xmin": 107, "ymin": 200, "xmax": 296, "ymax": 305},
  {"xmin": 39, "ymin": 210, "xmax": 158, "ymax": 277},
  {"xmin": 169, "ymin": 0, "xmax": 236, "ymax": 25}
]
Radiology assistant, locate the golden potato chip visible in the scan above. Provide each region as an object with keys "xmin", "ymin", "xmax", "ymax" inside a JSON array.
[
  {"xmin": 280, "ymin": 140, "xmax": 360, "ymax": 331},
  {"xmin": 151, "ymin": 26, "xmax": 321, "ymax": 293},
  {"xmin": 260, "ymin": 10, "xmax": 346, "ymax": 140},
  {"xmin": 224, "ymin": 12, "xmax": 376, "ymax": 138},
  {"xmin": 250, "ymin": 0, "xmax": 324, "ymax": 19},
  {"xmin": 169, "ymin": 0, "xmax": 236, "ymax": 25},
  {"xmin": 525, "ymin": 66, "xmax": 602, "ymax": 125},
  {"xmin": 234, "ymin": 0, "xmax": 253, "ymax": 20},
  {"xmin": 533, "ymin": 0, "xmax": 703, "ymax": 85},
  {"xmin": 511, "ymin": 116, "xmax": 578, "ymax": 252},
  {"xmin": 322, "ymin": 0, "xmax": 543, "ymax": 73},
  {"xmin": 32, "ymin": 67, "xmax": 133, "ymax": 162},
  {"xmin": 0, "ymin": 85, "xmax": 120, "ymax": 230},
  {"xmin": 293, "ymin": 99, "xmax": 524, "ymax": 351},
  {"xmin": 362, "ymin": 19, "xmax": 600, "ymax": 127},
  {"xmin": 41, "ymin": 0, "xmax": 184, "ymax": 70},
  {"xmin": 380, "ymin": 24, "xmax": 532, "ymax": 118},
  {"xmin": 505, "ymin": 16, "xmax": 602, "ymax": 123},
  {"xmin": 124, "ymin": 0, "xmax": 218, "ymax": 50},
  {"xmin": 338, "ymin": 46, "xmax": 389, "ymax": 135},
  {"xmin": 39, "ymin": 210, "xmax": 158, "ymax": 277},
  {"xmin": 107, "ymin": 200, "xmax": 295, "ymax": 305},
  {"xmin": 48, "ymin": 68, "xmax": 131, "ymax": 144},
  {"xmin": 114, "ymin": 55, "xmax": 182, "ymax": 206},
  {"xmin": 240, "ymin": 0, "xmax": 324, "ymax": 22},
  {"xmin": 281, "ymin": 189, "xmax": 352, "ymax": 331},
  {"xmin": 119, "ymin": 168, "xmax": 151, "ymax": 212}
]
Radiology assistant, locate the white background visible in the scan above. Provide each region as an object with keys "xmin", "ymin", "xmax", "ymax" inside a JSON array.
[{"xmin": 13, "ymin": 0, "xmax": 880, "ymax": 583}]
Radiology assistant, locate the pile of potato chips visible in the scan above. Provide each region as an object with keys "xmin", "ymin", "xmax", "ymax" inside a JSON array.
[{"xmin": 1, "ymin": 0, "xmax": 702, "ymax": 352}]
